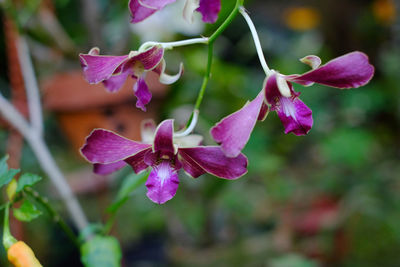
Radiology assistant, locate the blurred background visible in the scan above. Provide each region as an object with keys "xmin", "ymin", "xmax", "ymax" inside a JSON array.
[{"xmin": 0, "ymin": 0, "xmax": 399, "ymax": 266}]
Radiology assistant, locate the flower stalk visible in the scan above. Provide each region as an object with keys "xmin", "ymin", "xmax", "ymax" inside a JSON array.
[
  {"xmin": 24, "ymin": 187, "xmax": 81, "ymax": 248},
  {"xmin": 239, "ymin": 6, "xmax": 272, "ymax": 76}
]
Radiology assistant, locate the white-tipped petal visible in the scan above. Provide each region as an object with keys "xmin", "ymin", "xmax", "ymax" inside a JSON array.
[
  {"xmin": 158, "ymin": 60, "xmax": 184, "ymax": 85},
  {"xmin": 300, "ymin": 55, "xmax": 321, "ymax": 69},
  {"xmin": 183, "ymin": 0, "xmax": 200, "ymax": 24}
]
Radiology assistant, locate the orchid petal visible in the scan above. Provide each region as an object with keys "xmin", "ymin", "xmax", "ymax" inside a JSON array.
[
  {"xmin": 288, "ymin": 51, "xmax": 375, "ymax": 88},
  {"xmin": 174, "ymin": 134, "xmax": 203, "ymax": 148},
  {"xmin": 124, "ymin": 148, "xmax": 153, "ymax": 173},
  {"xmin": 258, "ymin": 101, "xmax": 269, "ymax": 121},
  {"xmin": 197, "ymin": 0, "xmax": 221, "ymax": 23},
  {"xmin": 300, "ymin": 55, "xmax": 321, "ymax": 69},
  {"xmin": 129, "ymin": 0, "xmax": 177, "ymax": 23},
  {"xmin": 211, "ymin": 92, "xmax": 264, "ymax": 158},
  {"xmin": 131, "ymin": 45, "xmax": 164, "ymax": 71},
  {"xmin": 183, "ymin": 0, "xmax": 200, "ymax": 23},
  {"xmin": 265, "ymin": 74, "xmax": 313, "ymax": 135},
  {"xmin": 153, "ymin": 59, "xmax": 184, "ymax": 85},
  {"xmin": 79, "ymin": 51, "xmax": 128, "ymax": 84},
  {"xmin": 141, "ymin": 119, "xmax": 157, "ymax": 143},
  {"xmin": 145, "ymin": 161, "xmax": 179, "ymax": 204},
  {"xmin": 93, "ymin": 161, "xmax": 126, "ymax": 175},
  {"xmin": 133, "ymin": 76, "xmax": 152, "ymax": 111},
  {"xmin": 102, "ymin": 71, "xmax": 130, "ymax": 92},
  {"xmin": 265, "ymin": 74, "xmax": 298, "ymax": 105},
  {"xmin": 153, "ymin": 119, "xmax": 175, "ymax": 154},
  {"xmin": 179, "ymin": 146, "xmax": 248, "ymax": 179},
  {"xmin": 81, "ymin": 129, "xmax": 152, "ymax": 164},
  {"xmin": 276, "ymin": 97, "xmax": 313, "ymax": 135}
]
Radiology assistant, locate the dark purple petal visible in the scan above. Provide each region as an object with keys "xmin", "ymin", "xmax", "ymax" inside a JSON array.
[
  {"xmin": 129, "ymin": 0, "xmax": 177, "ymax": 23},
  {"xmin": 197, "ymin": 0, "xmax": 221, "ymax": 23},
  {"xmin": 93, "ymin": 161, "xmax": 126, "ymax": 175},
  {"xmin": 258, "ymin": 101, "xmax": 269, "ymax": 121},
  {"xmin": 287, "ymin": 51, "xmax": 375, "ymax": 88},
  {"xmin": 153, "ymin": 119, "xmax": 175, "ymax": 154},
  {"xmin": 133, "ymin": 76, "xmax": 152, "ymax": 111},
  {"xmin": 265, "ymin": 74, "xmax": 313, "ymax": 135},
  {"xmin": 211, "ymin": 92, "xmax": 264, "ymax": 158},
  {"xmin": 79, "ymin": 51, "xmax": 128, "ymax": 84},
  {"xmin": 81, "ymin": 129, "xmax": 151, "ymax": 164},
  {"xmin": 145, "ymin": 161, "xmax": 180, "ymax": 204},
  {"xmin": 124, "ymin": 148, "xmax": 153, "ymax": 173},
  {"xmin": 102, "ymin": 71, "xmax": 130, "ymax": 92},
  {"xmin": 276, "ymin": 97, "xmax": 313, "ymax": 135},
  {"xmin": 178, "ymin": 146, "xmax": 248, "ymax": 179}
]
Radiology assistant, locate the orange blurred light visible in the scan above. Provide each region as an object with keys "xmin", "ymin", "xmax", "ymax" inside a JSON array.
[
  {"xmin": 284, "ymin": 7, "xmax": 321, "ymax": 31},
  {"xmin": 373, "ymin": 0, "xmax": 396, "ymax": 25}
]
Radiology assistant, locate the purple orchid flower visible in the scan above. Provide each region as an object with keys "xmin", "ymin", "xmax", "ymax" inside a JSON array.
[
  {"xmin": 79, "ymin": 45, "xmax": 183, "ymax": 111},
  {"xmin": 211, "ymin": 51, "xmax": 375, "ymax": 158},
  {"xmin": 81, "ymin": 119, "xmax": 248, "ymax": 204},
  {"xmin": 129, "ymin": 0, "xmax": 221, "ymax": 24}
]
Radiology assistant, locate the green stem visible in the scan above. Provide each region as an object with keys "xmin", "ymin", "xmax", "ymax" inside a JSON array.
[
  {"xmin": 24, "ymin": 187, "xmax": 80, "ymax": 248},
  {"xmin": 103, "ymin": 213, "xmax": 117, "ymax": 235},
  {"xmin": 187, "ymin": 0, "xmax": 244, "ymax": 127},
  {"xmin": 3, "ymin": 203, "xmax": 17, "ymax": 250}
]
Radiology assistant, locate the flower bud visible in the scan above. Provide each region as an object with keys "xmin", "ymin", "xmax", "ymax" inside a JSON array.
[
  {"xmin": 6, "ymin": 179, "xmax": 17, "ymax": 201},
  {"xmin": 7, "ymin": 241, "xmax": 42, "ymax": 267}
]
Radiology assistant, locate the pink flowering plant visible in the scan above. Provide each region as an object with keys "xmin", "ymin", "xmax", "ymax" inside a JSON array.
[
  {"xmin": 0, "ymin": 0, "xmax": 376, "ymax": 266},
  {"xmin": 78, "ymin": 0, "xmax": 374, "ymax": 206}
]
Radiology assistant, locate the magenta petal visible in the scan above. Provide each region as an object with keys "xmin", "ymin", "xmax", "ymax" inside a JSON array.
[
  {"xmin": 79, "ymin": 53, "xmax": 128, "ymax": 84},
  {"xmin": 265, "ymin": 74, "xmax": 313, "ymax": 135},
  {"xmin": 131, "ymin": 45, "xmax": 164, "ymax": 70},
  {"xmin": 145, "ymin": 161, "xmax": 179, "ymax": 204},
  {"xmin": 93, "ymin": 161, "xmax": 126, "ymax": 175},
  {"xmin": 133, "ymin": 76, "xmax": 152, "ymax": 111},
  {"xmin": 178, "ymin": 146, "xmax": 248, "ymax": 179},
  {"xmin": 129, "ymin": 0, "xmax": 176, "ymax": 23},
  {"xmin": 81, "ymin": 129, "xmax": 152, "ymax": 164},
  {"xmin": 102, "ymin": 71, "xmax": 130, "ymax": 92},
  {"xmin": 153, "ymin": 119, "xmax": 175, "ymax": 154},
  {"xmin": 124, "ymin": 148, "xmax": 153, "ymax": 173},
  {"xmin": 288, "ymin": 51, "xmax": 375, "ymax": 88},
  {"xmin": 197, "ymin": 0, "xmax": 221, "ymax": 23},
  {"xmin": 276, "ymin": 97, "xmax": 313, "ymax": 135},
  {"xmin": 211, "ymin": 92, "xmax": 264, "ymax": 158}
]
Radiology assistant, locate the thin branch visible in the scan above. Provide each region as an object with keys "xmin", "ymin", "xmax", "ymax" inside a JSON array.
[
  {"xmin": 16, "ymin": 36, "xmax": 43, "ymax": 136},
  {"xmin": 0, "ymin": 93, "xmax": 88, "ymax": 231}
]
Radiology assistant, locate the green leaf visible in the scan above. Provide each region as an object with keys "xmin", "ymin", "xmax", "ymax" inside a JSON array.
[
  {"xmin": 0, "ymin": 155, "xmax": 9, "ymax": 175},
  {"xmin": 107, "ymin": 171, "xmax": 149, "ymax": 213},
  {"xmin": 13, "ymin": 199, "xmax": 42, "ymax": 222},
  {"xmin": 0, "ymin": 169, "xmax": 20, "ymax": 189},
  {"xmin": 81, "ymin": 235, "xmax": 122, "ymax": 267},
  {"xmin": 16, "ymin": 173, "xmax": 42, "ymax": 192}
]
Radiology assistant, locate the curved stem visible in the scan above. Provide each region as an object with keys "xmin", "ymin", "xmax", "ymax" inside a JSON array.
[
  {"xmin": 186, "ymin": 0, "xmax": 243, "ymax": 128},
  {"xmin": 239, "ymin": 7, "xmax": 272, "ymax": 76},
  {"xmin": 140, "ymin": 37, "xmax": 209, "ymax": 51},
  {"xmin": 24, "ymin": 187, "xmax": 80, "ymax": 248},
  {"xmin": 3, "ymin": 204, "xmax": 17, "ymax": 250}
]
